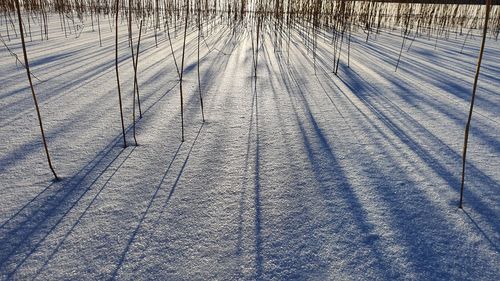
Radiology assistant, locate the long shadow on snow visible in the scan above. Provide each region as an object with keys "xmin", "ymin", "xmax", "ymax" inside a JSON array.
[
  {"xmin": 335, "ymin": 68, "xmax": 499, "ymax": 235},
  {"xmin": 0, "ymin": 40, "xmax": 133, "ymax": 119},
  {"xmin": 108, "ymin": 27, "xmax": 242, "ymax": 275},
  {"xmin": 314, "ymin": 68, "xmax": 499, "ymax": 277},
  {"xmin": 0, "ymin": 144, "xmax": 135, "ymax": 277},
  {"xmin": 0, "ymin": 81, "xmax": 181, "ymax": 276},
  {"xmin": 10, "ymin": 145, "xmax": 137, "ymax": 279},
  {"xmin": 295, "ymin": 30, "xmax": 499, "ymax": 213},
  {"xmin": 2, "ymin": 20, "xmax": 232, "ymax": 275},
  {"xmin": 243, "ymin": 42, "xmax": 335, "ymax": 279},
  {"xmin": 273, "ymin": 47, "xmax": 398, "ymax": 279},
  {"xmin": 345, "ymin": 61, "xmax": 500, "ymax": 154},
  {"xmin": 279, "ymin": 35, "xmax": 498, "ymax": 278},
  {"xmin": 251, "ymin": 76, "xmax": 264, "ymax": 280},
  {"xmin": 110, "ymin": 124, "xmax": 204, "ymax": 279},
  {"xmin": 0, "ymin": 22, "xmax": 215, "ymax": 127},
  {"xmin": 0, "ymin": 24, "xmax": 230, "ymax": 174},
  {"xmin": 351, "ymin": 33, "xmax": 499, "ymax": 108}
]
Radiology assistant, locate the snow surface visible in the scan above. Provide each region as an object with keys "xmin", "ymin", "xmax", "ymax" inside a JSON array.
[{"xmin": 0, "ymin": 14, "xmax": 499, "ymax": 280}]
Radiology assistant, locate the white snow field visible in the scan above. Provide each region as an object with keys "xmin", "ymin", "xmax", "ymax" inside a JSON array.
[{"xmin": 0, "ymin": 14, "xmax": 499, "ymax": 280}]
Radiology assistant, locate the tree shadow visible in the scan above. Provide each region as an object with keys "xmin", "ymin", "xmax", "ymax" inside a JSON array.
[{"xmin": 110, "ymin": 123, "xmax": 204, "ymax": 279}]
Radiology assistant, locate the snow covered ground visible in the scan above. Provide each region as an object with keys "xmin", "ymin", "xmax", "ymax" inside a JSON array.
[{"xmin": 0, "ymin": 14, "xmax": 499, "ymax": 280}]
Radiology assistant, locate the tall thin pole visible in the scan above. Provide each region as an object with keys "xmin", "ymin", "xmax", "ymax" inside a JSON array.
[
  {"xmin": 395, "ymin": 4, "xmax": 412, "ymax": 72},
  {"xmin": 198, "ymin": 0, "xmax": 205, "ymax": 122},
  {"xmin": 459, "ymin": 0, "xmax": 492, "ymax": 209},
  {"xmin": 15, "ymin": 0, "xmax": 59, "ymax": 180},
  {"xmin": 136, "ymin": 21, "xmax": 143, "ymax": 119},
  {"xmin": 116, "ymin": 0, "xmax": 127, "ymax": 148},
  {"xmin": 166, "ymin": 13, "xmax": 181, "ymax": 79},
  {"xmin": 129, "ymin": 0, "xmax": 138, "ymax": 146},
  {"xmin": 16, "ymin": 0, "xmax": 59, "ymax": 180},
  {"xmin": 97, "ymin": 10, "xmax": 102, "ymax": 47},
  {"xmin": 179, "ymin": 1, "xmax": 189, "ymax": 142}
]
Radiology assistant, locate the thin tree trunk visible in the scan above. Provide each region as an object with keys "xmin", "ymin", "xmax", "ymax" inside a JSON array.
[
  {"xmin": 15, "ymin": 0, "xmax": 58, "ymax": 180},
  {"xmin": 135, "ymin": 21, "xmax": 143, "ymax": 119},
  {"xmin": 396, "ymin": 4, "xmax": 412, "ymax": 72},
  {"xmin": 129, "ymin": 0, "xmax": 138, "ymax": 146},
  {"xmin": 166, "ymin": 13, "xmax": 181, "ymax": 79},
  {"xmin": 197, "ymin": 0, "xmax": 205, "ymax": 122},
  {"xmin": 5, "ymin": 12, "xmax": 10, "ymax": 41},
  {"xmin": 98, "ymin": 11, "xmax": 102, "ymax": 46},
  {"xmin": 115, "ymin": 0, "xmax": 127, "ymax": 148},
  {"xmin": 459, "ymin": 0, "xmax": 492, "ymax": 209},
  {"xmin": 179, "ymin": 1, "xmax": 189, "ymax": 142},
  {"xmin": 27, "ymin": 10, "xmax": 32, "ymax": 41}
]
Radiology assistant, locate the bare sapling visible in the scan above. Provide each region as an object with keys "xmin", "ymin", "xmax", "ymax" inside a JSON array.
[
  {"xmin": 255, "ymin": 15, "xmax": 261, "ymax": 78},
  {"xmin": 27, "ymin": 8, "xmax": 32, "ymax": 41},
  {"xmin": 155, "ymin": 0, "xmax": 159, "ymax": 47},
  {"xmin": 14, "ymin": 0, "xmax": 58, "ymax": 180},
  {"xmin": 129, "ymin": 0, "xmax": 138, "ymax": 146},
  {"xmin": 4, "ymin": 10, "xmax": 11, "ymax": 41},
  {"xmin": 136, "ymin": 20, "xmax": 143, "ymax": 119},
  {"xmin": 179, "ymin": 0, "xmax": 189, "ymax": 142},
  {"xmin": 395, "ymin": 4, "xmax": 412, "ymax": 72},
  {"xmin": 115, "ymin": 0, "xmax": 127, "ymax": 148},
  {"xmin": 97, "ymin": 4, "xmax": 102, "ymax": 47},
  {"xmin": 348, "ymin": 1, "xmax": 355, "ymax": 68},
  {"xmin": 166, "ymin": 10, "xmax": 181, "ymax": 79},
  {"xmin": 460, "ymin": 29, "xmax": 473, "ymax": 54},
  {"xmin": 460, "ymin": 0, "xmax": 492, "ymax": 209},
  {"xmin": 335, "ymin": 0, "xmax": 348, "ymax": 76},
  {"xmin": 197, "ymin": 0, "xmax": 205, "ymax": 122}
]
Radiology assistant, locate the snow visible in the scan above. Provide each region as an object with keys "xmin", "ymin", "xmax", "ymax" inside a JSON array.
[{"xmin": 0, "ymin": 14, "xmax": 499, "ymax": 280}]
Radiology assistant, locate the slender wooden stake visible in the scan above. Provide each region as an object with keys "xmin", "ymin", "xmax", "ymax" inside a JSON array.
[
  {"xmin": 255, "ymin": 16, "xmax": 261, "ymax": 77},
  {"xmin": 63, "ymin": 11, "xmax": 68, "ymax": 38},
  {"xmin": 179, "ymin": 2, "xmax": 189, "ymax": 142},
  {"xmin": 197, "ymin": 0, "xmax": 205, "ymax": 122},
  {"xmin": 91, "ymin": 4, "xmax": 95, "ymax": 32},
  {"xmin": 58, "ymin": 11, "xmax": 64, "ymax": 33},
  {"xmin": 396, "ymin": 4, "xmax": 412, "ymax": 72},
  {"xmin": 42, "ymin": 3, "xmax": 48, "ymax": 40},
  {"xmin": 27, "ymin": 10, "xmax": 32, "ymax": 41},
  {"xmin": 5, "ymin": 11, "xmax": 10, "ymax": 41},
  {"xmin": 407, "ymin": 12, "xmax": 421, "ymax": 52},
  {"xmin": 332, "ymin": 17, "xmax": 339, "ymax": 73},
  {"xmin": 11, "ymin": 11, "xmax": 19, "ymax": 39},
  {"xmin": 39, "ymin": 6, "xmax": 43, "ymax": 40},
  {"xmin": 129, "ymin": 0, "xmax": 138, "ymax": 146},
  {"xmin": 116, "ymin": 0, "xmax": 127, "ymax": 148},
  {"xmin": 348, "ymin": 2, "xmax": 354, "ymax": 68},
  {"xmin": 251, "ymin": 24, "xmax": 256, "ymax": 76},
  {"xmin": 98, "ymin": 11, "xmax": 102, "ymax": 47},
  {"xmin": 287, "ymin": 1, "xmax": 291, "ymax": 65},
  {"xmin": 14, "ymin": 0, "xmax": 58, "ymax": 180},
  {"xmin": 108, "ymin": 12, "xmax": 113, "ymax": 32},
  {"xmin": 155, "ymin": 0, "xmax": 159, "ymax": 47},
  {"xmin": 459, "ymin": 0, "xmax": 492, "ymax": 209},
  {"xmin": 460, "ymin": 29, "xmax": 472, "ymax": 54},
  {"xmin": 365, "ymin": 0, "xmax": 373, "ymax": 43},
  {"xmin": 313, "ymin": 22, "xmax": 317, "ymax": 75},
  {"xmin": 136, "ymin": 21, "xmax": 143, "ymax": 119},
  {"xmin": 166, "ymin": 13, "xmax": 181, "ymax": 79},
  {"xmin": 335, "ymin": 23, "xmax": 346, "ymax": 75}
]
